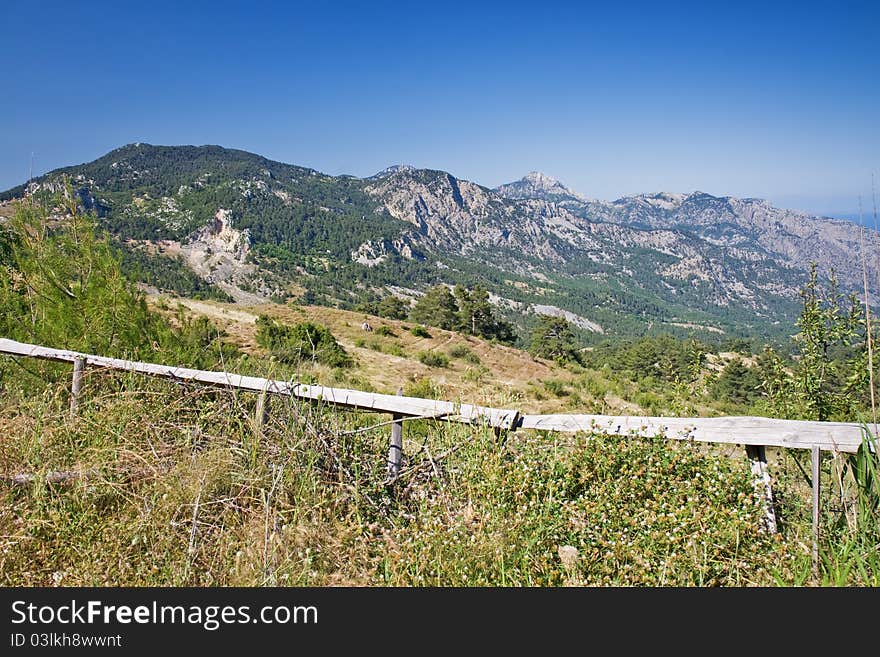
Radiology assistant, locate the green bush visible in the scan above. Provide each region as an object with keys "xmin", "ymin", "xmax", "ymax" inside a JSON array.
[
  {"xmin": 542, "ymin": 379, "xmax": 570, "ymax": 397},
  {"xmin": 418, "ymin": 351, "xmax": 449, "ymax": 368},
  {"xmin": 448, "ymin": 344, "xmax": 481, "ymax": 364},
  {"xmin": 463, "ymin": 365, "xmax": 491, "ymax": 383},
  {"xmin": 364, "ymin": 339, "xmax": 405, "ymax": 357},
  {"xmin": 410, "ymin": 325, "xmax": 432, "ymax": 338},
  {"xmin": 374, "ymin": 325, "xmax": 396, "ymax": 337},
  {"xmin": 255, "ymin": 315, "xmax": 352, "ymax": 368},
  {"xmin": 404, "ymin": 377, "xmax": 444, "ymax": 399}
]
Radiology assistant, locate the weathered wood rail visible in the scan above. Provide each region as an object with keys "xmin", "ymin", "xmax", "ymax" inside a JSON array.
[
  {"xmin": 1, "ymin": 337, "xmax": 877, "ymax": 569},
  {"xmin": 0, "ymin": 338, "xmax": 871, "ymax": 453},
  {"xmin": 0, "ymin": 339, "xmax": 520, "ymax": 430},
  {"xmin": 518, "ymin": 413, "xmax": 872, "ymax": 453}
]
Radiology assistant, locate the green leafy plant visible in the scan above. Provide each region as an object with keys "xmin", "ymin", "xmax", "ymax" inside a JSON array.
[
  {"xmin": 542, "ymin": 379, "xmax": 570, "ymax": 397},
  {"xmin": 418, "ymin": 351, "xmax": 449, "ymax": 368},
  {"xmin": 848, "ymin": 428, "xmax": 880, "ymax": 526},
  {"xmin": 761, "ymin": 264, "xmax": 867, "ymax": 421},
  {"xmin": 448, "ymin": 344, "xmax": 481, "ymax": 364},
  {"xmin": 410, "ymin": 325, "xmax": 432, "ymax": 338},
  {"xmin": 255, "ymin": 315, "xmax": 352, "ymax": 367},
  {"xmin": 403, "ymin": 377, "xmax": 444, "ymax": 399}
]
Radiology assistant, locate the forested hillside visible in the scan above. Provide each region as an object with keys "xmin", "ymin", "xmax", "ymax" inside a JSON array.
[
  {"xmin": 0, "ymin": 197, "xmax": 878, "ymax": 586},
  {"xmin": 5, "ymin": 143, "xmax": 876, "ymax": 345}
]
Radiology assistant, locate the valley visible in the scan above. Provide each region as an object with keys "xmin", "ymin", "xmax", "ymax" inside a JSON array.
[{"xmin": 5, "ymin": 143, "xmax": 876, "ymax": 345}]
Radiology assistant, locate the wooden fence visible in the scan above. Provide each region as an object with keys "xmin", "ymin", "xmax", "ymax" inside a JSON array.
[{"xmin": 1, "ymin": 337, "xmax": 877, "ymax": 572}]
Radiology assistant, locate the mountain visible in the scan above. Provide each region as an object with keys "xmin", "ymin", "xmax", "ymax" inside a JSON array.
[
  {"xmin": 2, "ymin": 143, "xmax": 874, "ymax": 343},
  {"xmin": 493, "ymin": 174, "xmax": 874, "ymax": 315},
  {"xmin": 494, "ymin": 171, "xmax": 591, "ymax": 203}
]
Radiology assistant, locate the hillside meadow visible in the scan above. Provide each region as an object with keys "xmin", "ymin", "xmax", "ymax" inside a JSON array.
[{"xmin": 0, "ymin": 198, "xmax": 878, "ymax": 586}]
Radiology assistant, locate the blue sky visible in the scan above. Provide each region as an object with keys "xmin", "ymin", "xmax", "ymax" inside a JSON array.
[{"xmin": 2, "ymin": 0, "xmax": 878, "ymax": 218}]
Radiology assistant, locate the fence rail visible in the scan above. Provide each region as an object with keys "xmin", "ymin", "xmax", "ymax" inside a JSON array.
[
  {"xmin": 0, "ymin": 338, "xmax": 519, "ymax": 429},
  {"xmin": 2, "ymin": 336, "xmax": 877, "ymax": 572},
  {"xmin": 518, "ymin": 413, "xmax": 872, "ymax": 453},
  {"xmin": 0, "ymin": 337, "xmax": 871, "ymax": 453}
]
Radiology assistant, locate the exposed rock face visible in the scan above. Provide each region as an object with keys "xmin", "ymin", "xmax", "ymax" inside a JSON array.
[
  {"xmin": 365, "ymin": 169, "xmax": 512, "ymax": 251},
  {"xmin": 178, "ymin": 209, "xmax": 266, "ymax": 304},
  {"xmin": 6, "ymin": 144, "xmax": 875, "ymax": 335},
  {"xmin": 366, "ymin": 168, "xmax": 827, "ymax": 311},
  {"xmin": 532, "ymin": 304, "xmax": 604, "ymax": 333},
  {"xmin": 350, "ymin": 236, "xmax": 422, "ymax": 267},
  {"xmin": 492, "ymin": 174, "xmax": 877, "ymax": 300},
  {"xmin": 190, "ymin": 209, "xmax": 250, "ymax": 262},
  {"xmin": 495, "ymin": 171, "xmax": 591, "ymax": 202}
]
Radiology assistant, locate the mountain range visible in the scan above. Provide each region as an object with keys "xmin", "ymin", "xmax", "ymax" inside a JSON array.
[{"xmin": 3, "ymin": 143, "xmax": 875, "ymax": 343}]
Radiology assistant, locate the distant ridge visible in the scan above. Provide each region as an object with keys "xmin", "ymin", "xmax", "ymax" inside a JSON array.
[{"xmin": 3, "ymin": 142, "xmax": 875, "ymax": 341}]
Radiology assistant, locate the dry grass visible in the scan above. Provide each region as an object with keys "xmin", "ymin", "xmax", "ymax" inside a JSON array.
[
  {"xmin": 0, "ymin": 371, "xmax": 800, "ymax": 586},
  {"xmin": 153, "ymin": 297, "xmax": 586, "ymax": 413}
]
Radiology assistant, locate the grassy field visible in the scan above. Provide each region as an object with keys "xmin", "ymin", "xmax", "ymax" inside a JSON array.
[
  {"xmin": 2, "ymin": 186, "xmax": 877, "ymax": 587},
  {"xmin": 1, "ymin": 355, "xmax": 876, "ymax": 586},
  {"xmin": 155, "ymin": 296, "xmax": 728, "ymax": 418}
]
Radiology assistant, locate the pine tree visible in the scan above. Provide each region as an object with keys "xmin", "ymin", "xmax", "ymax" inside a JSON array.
[
  {"xmin": 409, "ymin": 285, "xmax": 458, "ymax": 330},
  {"xmin": 529, "ymin": 316, "xmax": 580, "ymax": 364},
  {"xmin": 0, "ymin": 195, "xmax": 162, "ymax": 357},
  {"xmin": 713, "ymin": 357, "xmax": 762, "ymax": 405},
  {"xmin": 377, "ymin": 295, "xmax": 409, "ymax": 320}
]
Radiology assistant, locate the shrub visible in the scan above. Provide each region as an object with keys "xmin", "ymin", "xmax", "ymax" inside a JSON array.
[
  {"xmin": 448, "ymin": 344, "xmax": 481, "ymax": 364},
  {"xmin": 255, "ymin": 316, "xmax": 352, "ymax": 368},
  {"xmin": 418, "ymin": 351, "xmax": 449, "ymax": 368},
  {"xmin": 374, "ymin": 325, "xmax": 396, "ymax": 337},
  {"xmin": 463, "ymin": 365, "xmax": 491, "ymax": 383},
  {"xmin": 410, "ymin": 325, "xmax": 432, "ymax": 338},
  {"xmin": 385, "ymin": 343, "xmax": 407, "ymax": 358},
  {"xmin": 403, "ymin": 377, "xmax": 444, "ymax": 399},
  {"xmin": 542, "ymin": 379, "xmax": 570, "ymax": 397},
  {"xmin": 364, "ymin": 339, "xmax": 405, "ymax": 357}
]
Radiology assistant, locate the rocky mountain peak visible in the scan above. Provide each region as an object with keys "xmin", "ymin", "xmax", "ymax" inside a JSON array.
[
  {"xmin": 494, "ymin": 171, "xmax": 588, "ymax": 201},
  {"xmin": 626, "ymin": 192, "xmax": 689, "ymax": 211},
  {"xmin": 4, "ymin": 143, "xmax": 876, "ymax": 339},
  {"xmin": 370, "ymin": 164, "xmax": 416, "ymax": 179},
  {"xmin": 522, "ymin": 171, "xmax": 563, "ymax": 189}
]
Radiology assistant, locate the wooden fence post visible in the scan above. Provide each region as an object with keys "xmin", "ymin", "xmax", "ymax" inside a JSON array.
[
  {"xmin": 745, "ymin": 445, "xmax": 778, "ymax": 533},
  {"xmin": 70, "ymin": 358, "xmax": 85, "ymax": 417},
  {"xmin": 812, "ymin": 444, "xmax": 821, "ymax": 579},
  {"xmin": 255, "ymin": 388, "xmax": 270, "ymax": 435},
  {"xmin": 387, "ymin": 388, "xmax": 404, "ymax": 478}
]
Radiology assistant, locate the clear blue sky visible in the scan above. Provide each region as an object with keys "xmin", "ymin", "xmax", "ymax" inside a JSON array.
[{"xmin": 2, "ymin": 0, "xmax": 878, "ymax": 217}]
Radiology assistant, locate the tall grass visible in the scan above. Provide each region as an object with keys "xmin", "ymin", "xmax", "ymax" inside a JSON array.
[{"xmin": 0, "ymin": 363, "xmax": 796, "ymax": 586}]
